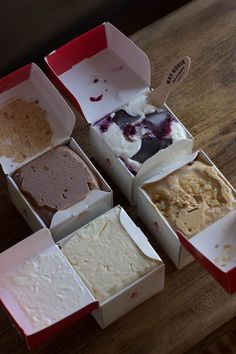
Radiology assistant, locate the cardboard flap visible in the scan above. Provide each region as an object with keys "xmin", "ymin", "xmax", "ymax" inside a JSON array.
[
  {"xmin": 25, "ymin": 301, "xmax": 98, "ymax": 349},
  {"xmin": 177, "ymin": 209, "xmax": 236, "ymax": 293},
  {"xmin": 118, "ymin": 207, "xmax": 162, "ymax": 262},
  {"xmin": 50, "ymin": 189, "xmax": 110, "ymax": 227},
  {"xmin": 0, "ymin": 63, "xmax": 31, "ymax": 94},
  {"xmin": 45, "ymin": 22, "xmax": 150, "ymax": 124},
  {"xmin": 0, "ymin": 229, "xmax": 53, "ymax": 273},
  {"xmin": 105, "ymin": 23, "xmax": 150, "ymax": 86},
  {"xmin": 0, "ymin": 63, "xmax": 76, "ymax": 175}
]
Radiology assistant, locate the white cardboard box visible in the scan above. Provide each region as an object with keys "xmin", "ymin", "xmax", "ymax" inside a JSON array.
[
  {"xmin": 0, "ymin": 63, "xmax": 113, "ymax": 241},
  {"xmin": 58, "ymin": 205, "xmax": 165, "ymax": 328},
  {"xmin": 44, "ymin": 22, "xmax": 193, "ymax": 205},
  {"xmin": 0, "ymin": 207, "xmax": 164, "ymax": 348},
  {"xmin": 0, "ymin": 229, "xmax": 98, "ymax": 349},
  {"xmin": 137, "ymin": 150, "xmax": 236, "ymax": 290},
  {"xmin": 178, "ymin": 209, "xmax": 236, "ymax": 294}
]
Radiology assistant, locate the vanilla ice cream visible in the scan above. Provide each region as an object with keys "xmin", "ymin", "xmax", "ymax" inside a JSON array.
[{"xmin": 61, "ymin": 206, "xmax": 159, "ymax": 302}]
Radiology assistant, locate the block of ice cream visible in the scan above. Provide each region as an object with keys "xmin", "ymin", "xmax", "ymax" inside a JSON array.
[
  {"xmin": 61, "ymin": 207, "xmax": 160, "ymax": 302},
  {"xmin": 1, "ymin": 248, "xmax": 86, "ymax": 331},
  {"xmin": 13, "ymin": 146, "xmax": 100, "ymax": 226},
  {"xmin": 94, "ymin": 89, "xmax": 188, "ymax": 174},
  {"xmin": 0, "ymin": 97, "xmax": 53, "ymax": 162},
  {"xmin": 143, "ymin": 160, "xmax": 236, "ymax": 239}
]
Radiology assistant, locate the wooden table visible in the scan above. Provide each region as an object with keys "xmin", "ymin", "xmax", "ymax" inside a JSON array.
[{"xmin": 0, "ymin": 0, "xmax": 235, "ymax": 352}]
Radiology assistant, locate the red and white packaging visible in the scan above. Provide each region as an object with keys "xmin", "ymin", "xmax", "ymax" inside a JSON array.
[
  {"xmin": 44, "ymin": 22, "xmax": 193, "ymax": 205},
  {"xmin": 0, "ymin": 207, "xmax": 164, "ymax": 348},
  {"xmin": 137, "ymin": 150, "xmax": 236, "ymax": 293},
  {"xmin": 0, "ymin": 63, "xmax": 113, "ymax": 241},
  {"xmin": 177, "ymin": 210, "xmax": 236, "ymax": 294},
  {"xmin": 58, "ymin": 205, "xmax": 165, "ymax": 328},
  {"xmin": 0, "ymin": 229, "xmax": 98, "ymax": 349}
]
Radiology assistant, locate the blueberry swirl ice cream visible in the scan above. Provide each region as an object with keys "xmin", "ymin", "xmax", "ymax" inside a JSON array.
[{"xmin": 95, "ymin": 90, "xmax": 188, "ymax": 174}]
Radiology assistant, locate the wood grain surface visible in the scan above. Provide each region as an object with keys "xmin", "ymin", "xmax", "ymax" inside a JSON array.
[{"xmin": 0, "ymin": 0, "xmax": 236, "ymax": 353}]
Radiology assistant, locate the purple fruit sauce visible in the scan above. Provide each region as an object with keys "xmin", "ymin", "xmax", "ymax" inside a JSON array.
[
  {"xmin": 99, "ymin": 116, "xmax": 113, "ymax": 132},
  {"xmin": 123, "ymin": 124, "xmax": 136, "ymax": 141},
  {"xmin": 90, "ymin": 94, "xmax": 103, "ymax": 102}
]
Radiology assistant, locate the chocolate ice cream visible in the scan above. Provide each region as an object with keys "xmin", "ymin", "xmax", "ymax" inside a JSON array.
[
  {"xmin": 13, "ymin": 146, "xmax": 100, "ymax": 226},
  {"xmin": 144, "ymin": 160, "xmax": 236, "ymax": 238}
]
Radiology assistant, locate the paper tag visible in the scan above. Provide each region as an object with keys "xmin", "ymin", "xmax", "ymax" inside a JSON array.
[{"xmin": 149, "ymin": 56, "xmax": 191, "ymax": 107}]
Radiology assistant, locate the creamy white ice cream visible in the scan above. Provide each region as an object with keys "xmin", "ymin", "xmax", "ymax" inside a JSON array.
[
  {"xmin": 98, "ymin": 122, "xmax": 142, "ymax": 159},
  {"xmin": 1, "ymin": 249, "xmax": 85, "ymax": 331},
  {"xmin": 122, "ymin": 89, "xmax": 161, "ymax": 117},
  {"xmin": 61, "ymin": 207, "xmax": 159, "ymax": 302}
]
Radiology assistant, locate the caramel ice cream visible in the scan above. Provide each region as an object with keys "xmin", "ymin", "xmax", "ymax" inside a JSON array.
[
  {"xmin": 0, "ymin": 97, "xmax": 53, "ymax": 162},
  {"xmin": 144, "ymin": 160, "xmax": 236, "ymax": 238},
  {"xmin": 13, "ymin": 146, "xmax": 100, "ymax": 226}
]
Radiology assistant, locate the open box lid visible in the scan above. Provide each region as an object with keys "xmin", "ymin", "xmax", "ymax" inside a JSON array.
[
  {"xmin": 177, "ymin": 209, "xmax": 236, "ymax": 294},
  {"xmin": 0, "ymin": 229, "xmax": 98, "ymax": 348},
  {"xmin": 0, "ymin": 63, "xmax": 76, "ymax": 175},
  {"xmin": 118, "ymin": 206, "xmax": 162, "ymax": 262},
  {"xmin": 45, "ymin": 22, "xmax": 150, "ymax": 125}
]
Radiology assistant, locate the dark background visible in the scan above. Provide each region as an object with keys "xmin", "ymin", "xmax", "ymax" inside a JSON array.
[{"xmin": 0, "ymin": 0, "xmax": 191, "ymax": 77}]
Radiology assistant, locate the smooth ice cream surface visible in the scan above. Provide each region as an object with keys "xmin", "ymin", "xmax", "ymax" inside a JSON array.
[
  {"xmin": 13, "ymin": 146, "xmax": 100, "ymax": 226},
  {"xmin": 95, "ymin": 91, "xmax": 187, "ymax": 174},
  {"xmin": 61, "ymin": 207, "xmax": 159, "ymax": 302},
  {"xmin": 0, "ymin": 97, "xmax": 52, "ymax": 162},
  {"xmin": 1, "ymin": 249, "xmax": 85, "ymax": 331},
  {"xmin": 144, "ymin": 160, "xmax": 236, "ymax": 238}
]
